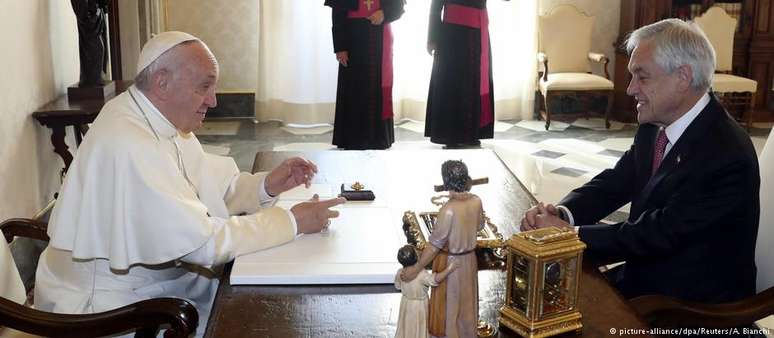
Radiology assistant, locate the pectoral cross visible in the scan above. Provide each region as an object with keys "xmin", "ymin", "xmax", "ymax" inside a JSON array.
[{"xmin": 363, "ymin": 0, "xmax": 374, "ymax": 10}]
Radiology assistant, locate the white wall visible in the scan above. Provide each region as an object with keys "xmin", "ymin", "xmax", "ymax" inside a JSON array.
[
  {"xmin": 0, "ymin": 0, "xmax": 79, "ymax": 219},
  {"xmin": 539, "ymin": 0, "xmax": 620, "ymax": 79}
]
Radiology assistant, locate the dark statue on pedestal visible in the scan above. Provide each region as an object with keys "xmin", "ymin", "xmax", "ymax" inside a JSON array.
[{"xmin": 71, "ymin": 0, "xmax": 109, "ymax": 87}]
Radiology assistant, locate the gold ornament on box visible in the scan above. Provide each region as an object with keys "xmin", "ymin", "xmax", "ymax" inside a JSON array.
[
  {"xmin": 499, "ymin": 226, "xmax": 586, "ymax": 338},
  {"xmin": 350, "ymin": 181, "xmax": 365, "ymax": 191}
]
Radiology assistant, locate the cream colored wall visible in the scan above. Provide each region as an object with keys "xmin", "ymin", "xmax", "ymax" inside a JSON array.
[
  {"xmin": 539, "ymin": 0, "xmax": 620, "ymax": 78},
  {"xmin": 165, "ymin": 0, "xmax": 259, "ymax": 92},
  {"xmin": 0, "ymin": 1, "xmax": 79, "ymax": 219},
  {"xmin": 119, "ymin": 0, "xmax": 141, "ymax": 78}
]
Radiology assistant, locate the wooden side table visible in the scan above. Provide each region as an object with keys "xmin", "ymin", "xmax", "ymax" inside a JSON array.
[{"xmin": 33, "ymin": 80, "xmax": 132, "ymax": 177}]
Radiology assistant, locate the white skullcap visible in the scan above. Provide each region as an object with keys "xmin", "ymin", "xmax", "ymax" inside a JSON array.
[{"xmin": 136, "ymin": 31, "xmax": 200, "ymax": 76}]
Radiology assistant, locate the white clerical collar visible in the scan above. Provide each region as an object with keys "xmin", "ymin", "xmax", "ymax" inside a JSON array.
[
  {"xmin": 664, "ymin": 92, "xmax": 710, "ymax": 148},
  {"xmin": 129, "ymin": 85, "xmax": 179, "ymax": 139}
]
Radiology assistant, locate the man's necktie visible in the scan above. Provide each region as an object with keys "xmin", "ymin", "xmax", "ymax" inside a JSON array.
[{"xmin": 652, "ymin": 128, "xmax": 668, "ymax": 175}]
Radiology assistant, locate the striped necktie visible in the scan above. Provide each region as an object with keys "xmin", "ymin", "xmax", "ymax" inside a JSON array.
[{"xmin": 651, "ymin": 128, "xmax": 668, "ymax": 175}]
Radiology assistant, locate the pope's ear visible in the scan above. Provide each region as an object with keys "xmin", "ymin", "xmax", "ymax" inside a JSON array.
[{"xmin": 152, "ymin": 69, "xmax": 172, "ymax": 96}]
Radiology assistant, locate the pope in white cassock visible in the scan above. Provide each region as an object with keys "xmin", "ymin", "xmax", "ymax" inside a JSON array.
[{"xmin": 34, "ymin": 31, "xmax": 345, "ymax": 337}]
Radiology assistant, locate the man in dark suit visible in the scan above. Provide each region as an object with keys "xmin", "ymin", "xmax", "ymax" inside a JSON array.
[{"xmin": 522, "ymin": 18, "xmax": 759, "ymax": 303}]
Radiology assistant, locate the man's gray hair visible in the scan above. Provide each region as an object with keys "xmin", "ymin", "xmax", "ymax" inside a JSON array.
[
  {"xmin": 134, "ymin": 40, "xmax": 199, "ymax": 91},
  {"xmin": 625, "ymin": 18, "xmax": 716, "ymax": 92}
]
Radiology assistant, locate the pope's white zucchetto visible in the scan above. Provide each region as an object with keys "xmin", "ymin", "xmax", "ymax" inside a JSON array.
[{"xmin": 136, "ymin": 31, "xmax": 200, "ymax": 76}]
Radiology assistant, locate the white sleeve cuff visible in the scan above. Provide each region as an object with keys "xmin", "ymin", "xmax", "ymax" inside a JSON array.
[
  {"xmin": 286, "ymin": 208, "xmax": 298, "ymax": 236},
  {"xmin": 259, "ymin": 175, "xmax": 278, "ymax": 204},
  {"xmin": 557, "ymin": 205, "xmax": 575, "ymax": 226}
]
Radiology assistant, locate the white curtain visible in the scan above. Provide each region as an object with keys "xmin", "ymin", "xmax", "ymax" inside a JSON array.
[{"xmin": 256, "ymin": 0, "xmax": 537, "ymax": 124}]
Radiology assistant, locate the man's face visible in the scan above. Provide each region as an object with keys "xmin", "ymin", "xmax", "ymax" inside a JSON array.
[
  {"xmin": 626, "ymin": 40, "xmax": 685, "ymax": 126},
  {"xmin": 165, "ymin": 42, "xmax": 218, "ymax": 134}
]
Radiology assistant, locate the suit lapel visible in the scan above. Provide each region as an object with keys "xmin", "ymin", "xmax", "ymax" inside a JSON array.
[{"xmin": 634, "ymin": 94, "xmax": 723, "ymax": 214}]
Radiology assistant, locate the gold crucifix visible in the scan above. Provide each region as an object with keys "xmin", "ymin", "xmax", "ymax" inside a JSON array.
[{"xmin": 363, "ymin": 0, "xmax": 374, "ymax": 11}]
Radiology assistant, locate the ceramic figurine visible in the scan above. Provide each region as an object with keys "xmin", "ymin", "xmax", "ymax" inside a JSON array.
[
  {"xmin": 402, "ymin": 160, "xmax": 484, "ymax": 338},
  {"xmin": 395, "ymin": 245, "xmax": 457, "ymax": 338}
]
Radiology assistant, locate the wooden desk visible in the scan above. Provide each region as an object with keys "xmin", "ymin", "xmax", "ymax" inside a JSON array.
[
  {"xmin": 32, "ymin": 80, "xmax": 132, "ymax": 175},
  {"xmin": 204, "ymin": 150, "xmax": 651, "ymax": 337}
]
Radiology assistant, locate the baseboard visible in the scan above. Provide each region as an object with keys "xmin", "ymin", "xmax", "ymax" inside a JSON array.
[{"xmin": 206, "ymin": 92, "xmax": 255, "ymax": 118}]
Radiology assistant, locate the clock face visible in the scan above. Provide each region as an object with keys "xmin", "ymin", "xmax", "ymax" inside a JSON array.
[
  {"xmin": 509, "ymin": 255, "xmax": 531, "ymax": 315},
  {"xmin": 539, "ymin": 258, "xmax": 578, "ymax": 317}
]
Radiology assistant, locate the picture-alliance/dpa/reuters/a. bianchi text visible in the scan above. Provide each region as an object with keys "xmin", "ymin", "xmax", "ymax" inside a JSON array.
[{"xmin": 611, "ymin": 327, "xmax": 772, "ymax": 336}]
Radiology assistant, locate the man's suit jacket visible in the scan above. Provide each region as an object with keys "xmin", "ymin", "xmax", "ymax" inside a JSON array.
[{"xmin": 560, "ymin": 94, "xmax": 759, "ymax": 303}]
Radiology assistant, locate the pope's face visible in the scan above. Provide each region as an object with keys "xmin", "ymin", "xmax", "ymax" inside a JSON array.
[{"xmin": 166, "ymin": 42, "xmax": 218, "ymax": 134}]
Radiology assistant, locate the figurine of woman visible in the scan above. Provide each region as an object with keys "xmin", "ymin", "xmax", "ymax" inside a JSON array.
[
  {"xmin": 394, "ymin": 245, "xmax": 457, "ymax": 338},
  {"xmin": 402, "ymin": 160, "xmax": 484, "ymax": 338}
]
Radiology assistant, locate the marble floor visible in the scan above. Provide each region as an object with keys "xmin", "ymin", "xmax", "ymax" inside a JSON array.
[{"xmin": 197, "ymin": 117, "xmax": 773, "ymax": 223}]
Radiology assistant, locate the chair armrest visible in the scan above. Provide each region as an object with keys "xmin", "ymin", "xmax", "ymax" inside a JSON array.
[
  {"xmin": 537, "ymin": 52, "xmax": 548, "ymax": 81},
  {"xmin": 587, "ymin": 52, "xmax": 607, "ymax": 63},
  {"xmin": 588, "ymin": 52, "xmax": 610, "ymax": 79},
  {"xmin": 0, "ymin": 297, "xmax": 198, "ymax": 338},
  {"xmin": 630, "ymin": 286, "xmax": 774, "ymax": 329},
  {"xmin": 1, "ymin": 218, "xmax": 49, "ymax": 244}
]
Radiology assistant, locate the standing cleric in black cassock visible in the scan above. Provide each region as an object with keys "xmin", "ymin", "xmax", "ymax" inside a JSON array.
[
  {"xmin": 325, "ymin": 0, "xmax": 405, "ymax": 150},
  {"xmin": 425, "ymin": 0, "xmax": 495, "ymax": 148}
]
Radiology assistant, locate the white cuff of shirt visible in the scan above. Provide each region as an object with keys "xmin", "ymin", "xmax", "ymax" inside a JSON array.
[
  {"xmin": 556, "ymin": 205, "xmax": 575, "ymax": 226},
  {"xmin": 259, "ymin": 177, "xmax": 276, "ymax": 203}
]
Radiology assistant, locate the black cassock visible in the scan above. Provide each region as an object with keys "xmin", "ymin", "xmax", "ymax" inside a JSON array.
[
  {"xmin": 425, "ymin": 0, "xmax": 494, "ymax": 146},
  {"xmin": 325, "ymin": 0, "xmax": 405, "ymax": 150}
]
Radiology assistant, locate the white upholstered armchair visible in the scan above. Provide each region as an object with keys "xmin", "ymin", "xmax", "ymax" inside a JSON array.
[
  {"xmin": 537, "ymin": 4, "xmax": 614, "ymax": 130},
  {"xmin": 695, "ymin": 6, "xmax": 758, "ymax": 130}
]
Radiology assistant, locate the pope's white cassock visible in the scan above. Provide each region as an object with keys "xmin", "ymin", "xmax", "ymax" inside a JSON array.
[{"xmin": 34, "ymin": 85, "xmax": 297, "ymax": 337}]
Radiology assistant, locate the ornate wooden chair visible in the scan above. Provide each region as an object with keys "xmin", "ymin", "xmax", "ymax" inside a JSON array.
[
  {"xmin": 537, "ymin": 4, "xmax": 614, "ymax": 130},
  {"xmin": 0, "ymin": 218, "xmax": 198, "ymax": 338},
  {"xmin": 695, "ymin": 6, "xmax": 758, "ymax": 131},
  {"xmin": 630, "ymin": 130, "xmax": 774, "ymax": 332}
]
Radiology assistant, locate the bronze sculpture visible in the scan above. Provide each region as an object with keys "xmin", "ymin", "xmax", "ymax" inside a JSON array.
[{"xmin": 71, "ymin": 0, "xmax": 109, "ymax": 87}]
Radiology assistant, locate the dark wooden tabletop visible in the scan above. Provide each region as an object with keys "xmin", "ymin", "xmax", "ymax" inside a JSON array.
[
  {"xmin": 204, "ymin": 149, "xmax": 651, "ymax": 337},
  {"xmin": 32, "ymin": 80, "xmax": 132, "ymax": 125}
]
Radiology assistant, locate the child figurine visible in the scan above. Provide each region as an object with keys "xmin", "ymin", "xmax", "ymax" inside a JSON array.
[
  {"xmin": 401, "ymin": 160, "xmax": 485, "ymax": 338},
  {"xmin": 394, "ymin": 245, "xmax": 457, "ymax": 338}
]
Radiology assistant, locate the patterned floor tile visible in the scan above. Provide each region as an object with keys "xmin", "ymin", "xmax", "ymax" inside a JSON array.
[
  {"xmin": 494, "ymin": 121, "xmax": 514, "ymax": 132},
  {"xmin": 273, "ymin": 142, "xmax": 336, "ymax": 151},
  {"xmin": 532, "ymin": 149, "xmax": 565, "ymax": 159},
  {"xmin": 570, "ymin": 117, "xmax": 630, "ymax": 131},
  {"xmin": 538, "ymin": 138, "xmax": 606, "ymax": 154},
  {"xmin": 281, "ymin": 124, "xmax": 333, "ymax": 136},
  {"xmin": 597, "ymin": 149, "xmax": 625, "ymax": 158},
  {"xmin": 597, "ymin": 138, "xmax": 634, "ymax": 152},
  {"xmin": 202, "ymin": 144, "xmax": 231, "ymax": 156},
  {"xmin": 514, "ymin": 120, "xmax": 571, "ymax": 132},
  {"xmin": 195, "ymin": 121, "xmax": 241, "ymax": 135},
  {"xmin": 558, "ymin": 152, "xmax": 619, "ymax": 174},
  {"xmin": 604, "ymin": 210, "xmax": 630, "ymax": 224},
  {"xmin": 390, "ymin": 141, "xmax": 443, "ymax": 150},
  {"xmin": 551, "ymin": 167, "xmax": 588, "ymax": 178},
  {"xmin": 484, "ymin": 139, "xmax": 541, "ymax": 155}
]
